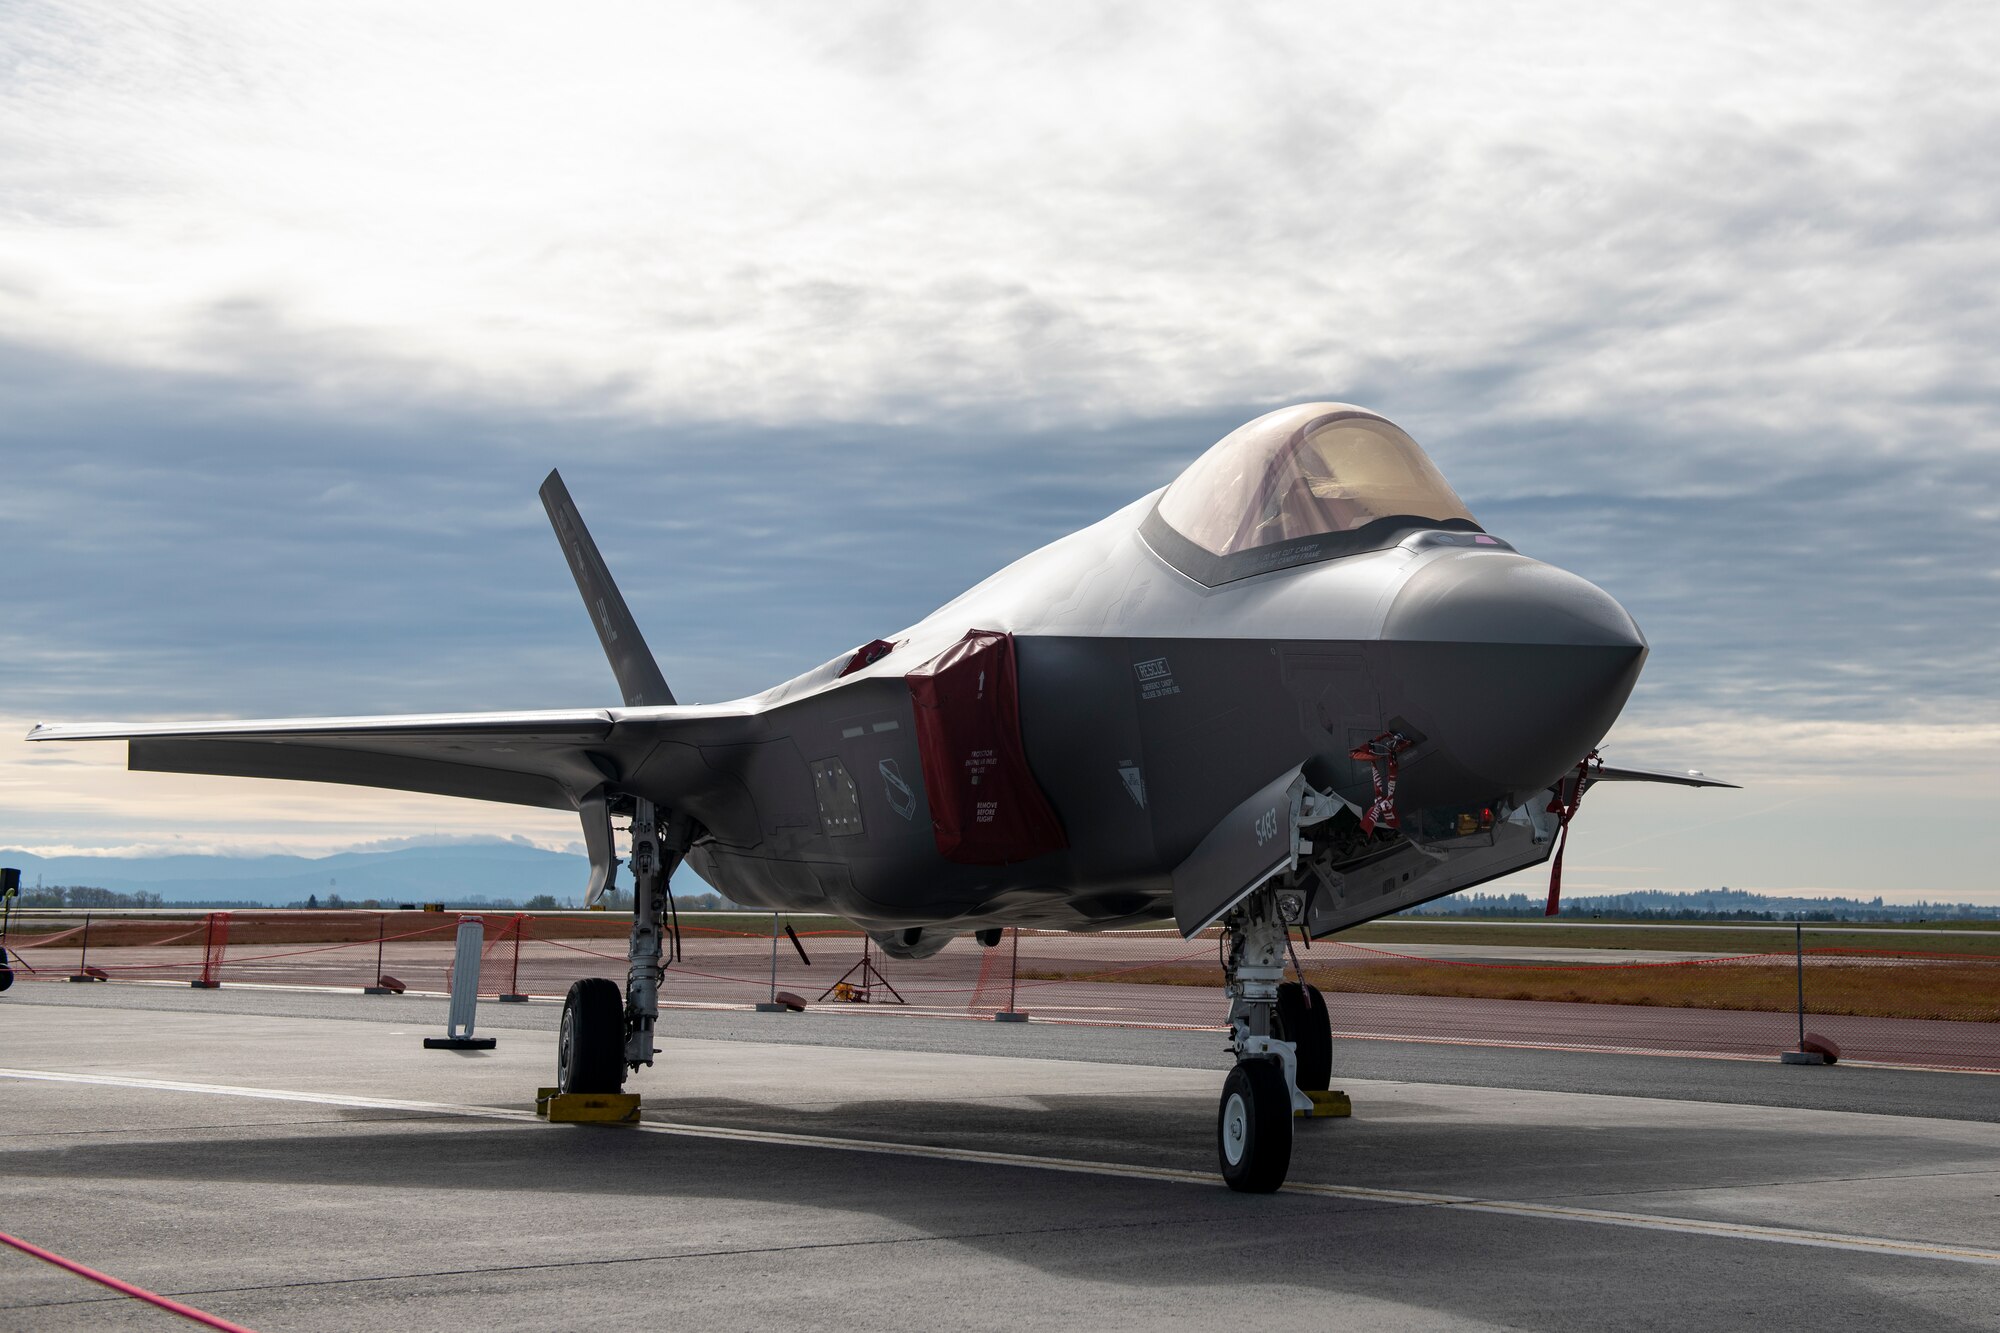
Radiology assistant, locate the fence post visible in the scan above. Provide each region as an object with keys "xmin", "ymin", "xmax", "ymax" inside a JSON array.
[
  {"xmin": 995, "ymin": 927, "xmax": 1029, "ymax": 1022},
  {"xmin": 192, "ymin": 912, "xmax": 228, "ymax": 988},
  {"xmin": 756, "ymin": 912, "xmax": 786, "ymax": 1011},
  {"xmin": 68, "ymin": 910, "xmax": 102, "ymax": 982},
  {"xmin": 499, "ymin": 913, "xmax": 528, "ymax": 1002},
  {"xmin": 1778, "ymin": 918, "xmax": 1833, "ymax": 1064},
  {"xmin": 1795, "ymin": 919, "xmax": 1805, "ymax": 1051},
  {"xmin": 364, "ymin": 913, "xmax": 397, "ymax": 994}
]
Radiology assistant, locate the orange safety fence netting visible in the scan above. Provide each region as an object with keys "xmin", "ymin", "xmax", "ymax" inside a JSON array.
[{"xmin": 2, "ymin": 912, "xmax": 1995, "ymax": 1071}]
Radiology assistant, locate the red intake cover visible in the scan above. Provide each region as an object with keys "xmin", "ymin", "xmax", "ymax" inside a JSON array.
[{"xmin": 905, "ymin": 630, "xmax": 1068, "ymax": 865}]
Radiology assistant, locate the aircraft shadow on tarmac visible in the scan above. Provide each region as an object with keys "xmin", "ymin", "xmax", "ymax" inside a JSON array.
[
  {"xmin": 8, "ymin": 1093, "xmax": 1997, "ymax": 1332},
  {"xmin": 11, "ymin": 1094, "xmax": 1994, "ymax": 1198}
]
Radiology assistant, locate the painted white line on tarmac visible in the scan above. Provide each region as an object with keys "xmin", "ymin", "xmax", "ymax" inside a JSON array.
[{"xmin": 5, "ymin": 1066, "xmax": 1998, "ymax": 1268}]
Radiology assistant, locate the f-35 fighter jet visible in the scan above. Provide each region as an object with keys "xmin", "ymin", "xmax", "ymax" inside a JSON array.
[{"xmin": 30, "ymin": 403, "xmax": 1731, "ymax": 1191}]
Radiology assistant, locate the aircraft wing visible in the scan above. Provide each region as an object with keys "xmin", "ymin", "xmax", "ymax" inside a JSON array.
[
  {"xmin": 24, "ymin": 710, "xmax": 619, "ymax": 811},
  {"xmin": 1592, "ymin": 764, "xmax": 1740, "ymax": 789}
]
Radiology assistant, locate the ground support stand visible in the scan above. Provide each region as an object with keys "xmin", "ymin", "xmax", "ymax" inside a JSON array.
[
  {"xmin": 424, "ymin": 917, "xmax": 496, "ymax": 1050},
  {"xmin": 816, "ymin": 934, "xmax": 904, "ymax": 1004}
]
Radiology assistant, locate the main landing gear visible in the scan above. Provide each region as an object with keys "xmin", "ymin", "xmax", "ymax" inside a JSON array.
[
  {"xmin": 556, "ymin": 797, "xmax": 694, "ymax": 1097},
  {"xmin": 1217, "ymin": 886, "xmax": 1332, "ymax": 1192}
]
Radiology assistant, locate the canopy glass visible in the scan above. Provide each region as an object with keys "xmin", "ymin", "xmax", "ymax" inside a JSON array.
[{"xmin": 1156, "ymin": 405, "xmax": 1477, "ymax": 558}]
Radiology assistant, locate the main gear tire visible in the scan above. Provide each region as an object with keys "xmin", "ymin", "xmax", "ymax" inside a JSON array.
[
  {"xmin": 558, "ymin": 977, "xmax": 627, "ymax": 1094},
  {"xmin": 1217, "ymin": 1058, "xmax": 1293, "ymax": 1193},
  {"xmin": 1276, "ymin": 981, "xmax": 1333, "ymax": 1092}
]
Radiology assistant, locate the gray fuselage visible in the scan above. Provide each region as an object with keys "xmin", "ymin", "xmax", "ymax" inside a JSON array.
[{"xmin": 644, "ymin": 487, "xmax": 1646, "ymax": 936}]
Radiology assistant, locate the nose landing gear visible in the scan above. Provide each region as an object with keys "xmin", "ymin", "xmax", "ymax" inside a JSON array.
[{"xmin": 1217, "ymin": 887, "xmax": 1334, "ymax": 1192}]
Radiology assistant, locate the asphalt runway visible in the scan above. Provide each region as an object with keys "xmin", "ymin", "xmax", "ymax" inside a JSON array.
[{"xmin": 2, "ymin": 987, "xmax": 1997, "ymax": 1332}]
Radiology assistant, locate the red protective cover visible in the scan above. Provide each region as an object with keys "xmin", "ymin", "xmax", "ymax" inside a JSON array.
[
  {"xmin": 838, "ymin": 639, "xmax": 897, "ymax": 677},
  {"xmin": 905, "ymin": 630, "xmax": 1068, "ymax": 865}
]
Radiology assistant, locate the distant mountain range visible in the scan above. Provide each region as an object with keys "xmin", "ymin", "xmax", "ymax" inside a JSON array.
[
  {"xmin": 1409, "ymin": 888, "xmax": 2000, "ymax": 921},
  {"xmin": 9, "ymin": 844, "xmax": 1994, "ymax": 920},
  {"xmin": 0, "ymin": 840, "xmax": 599, "ymax": 906}
]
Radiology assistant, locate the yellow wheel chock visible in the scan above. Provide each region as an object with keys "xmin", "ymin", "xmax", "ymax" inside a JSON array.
[{"xmin": 536, "ymin": 1086, "xmax": 642, "ymax": 1124}]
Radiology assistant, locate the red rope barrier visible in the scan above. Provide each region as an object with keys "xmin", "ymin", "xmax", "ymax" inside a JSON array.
[
  {"xmin": 10, "ymin": 924, "xmax": 205, "ymax": 953},
  {"xmin": 536, "ymin": 936, "xmax": 627, "ymax": 962},
  {"xmin": 0, "ymin": 1230, "xmax": 260, "ymax": 1333}
]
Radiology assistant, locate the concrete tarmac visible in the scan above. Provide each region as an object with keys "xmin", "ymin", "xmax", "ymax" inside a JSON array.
[{"xmin": 2, "ymin": 986, "xmax": 1996, "ymax": 1332}]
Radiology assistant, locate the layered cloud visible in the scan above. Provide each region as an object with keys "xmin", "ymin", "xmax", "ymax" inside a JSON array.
[{"xmin": 4, "ymin": 4, "xmax": 1997, "ymax": 435}]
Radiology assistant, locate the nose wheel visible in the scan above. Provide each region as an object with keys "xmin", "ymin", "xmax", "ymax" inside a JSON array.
[{"xmin": 1218, "ymin": 1059, "xmax": 1293, "ymax": 1192}]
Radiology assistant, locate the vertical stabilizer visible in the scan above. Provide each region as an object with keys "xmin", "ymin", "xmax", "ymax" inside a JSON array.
[{"xmin": 540, "ymin": 470, "xmax": 676, "ymax": 707}]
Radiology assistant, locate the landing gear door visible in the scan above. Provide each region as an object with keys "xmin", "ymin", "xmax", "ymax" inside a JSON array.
[{"xmin": 1170, "ymin": 764, "xmax": 1306, "ymax": 938}]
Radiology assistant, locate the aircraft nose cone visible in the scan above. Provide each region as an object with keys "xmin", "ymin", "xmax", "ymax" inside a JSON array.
[{"xmin": 1382, "ymin": 554, "xmax": 1647, "ymax": 797}]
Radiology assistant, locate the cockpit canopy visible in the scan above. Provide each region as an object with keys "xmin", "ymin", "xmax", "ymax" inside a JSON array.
[{"xmin": 1144, "ymin": 404, "xmax": 1482, "ymax": 585}]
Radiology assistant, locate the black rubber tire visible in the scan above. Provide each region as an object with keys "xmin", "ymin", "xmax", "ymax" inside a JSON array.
[
  {"xmin": 1217, "ymin": 1059, "xmax": 1293, "ymax": 1193},
  {"xmin": 558, "ymin": 978, "xmax": 627, "ymax": 1094},
  {"xmin": 1275, "ymin": 981, "xmax": 1333, "ymax": 1092},
  {"xmin": 0, "ymin": 965, "xmax": 13, "ymax": 993}
]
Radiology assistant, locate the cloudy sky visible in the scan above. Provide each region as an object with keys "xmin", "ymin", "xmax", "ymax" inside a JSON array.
[{"xmin": 2, "ymin": 3, "xmax": 1996, "ymax": 901}]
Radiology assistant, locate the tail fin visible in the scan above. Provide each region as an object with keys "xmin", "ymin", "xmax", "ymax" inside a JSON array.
[{"xmin": 540, "ymin": 470, "xmax": 676, "ymax": 707}]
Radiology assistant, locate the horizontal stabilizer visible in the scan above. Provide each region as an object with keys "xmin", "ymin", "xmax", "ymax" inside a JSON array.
[{"xmin": 540, "ymin": 470, "xmax": 675, "ymax": 708}]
